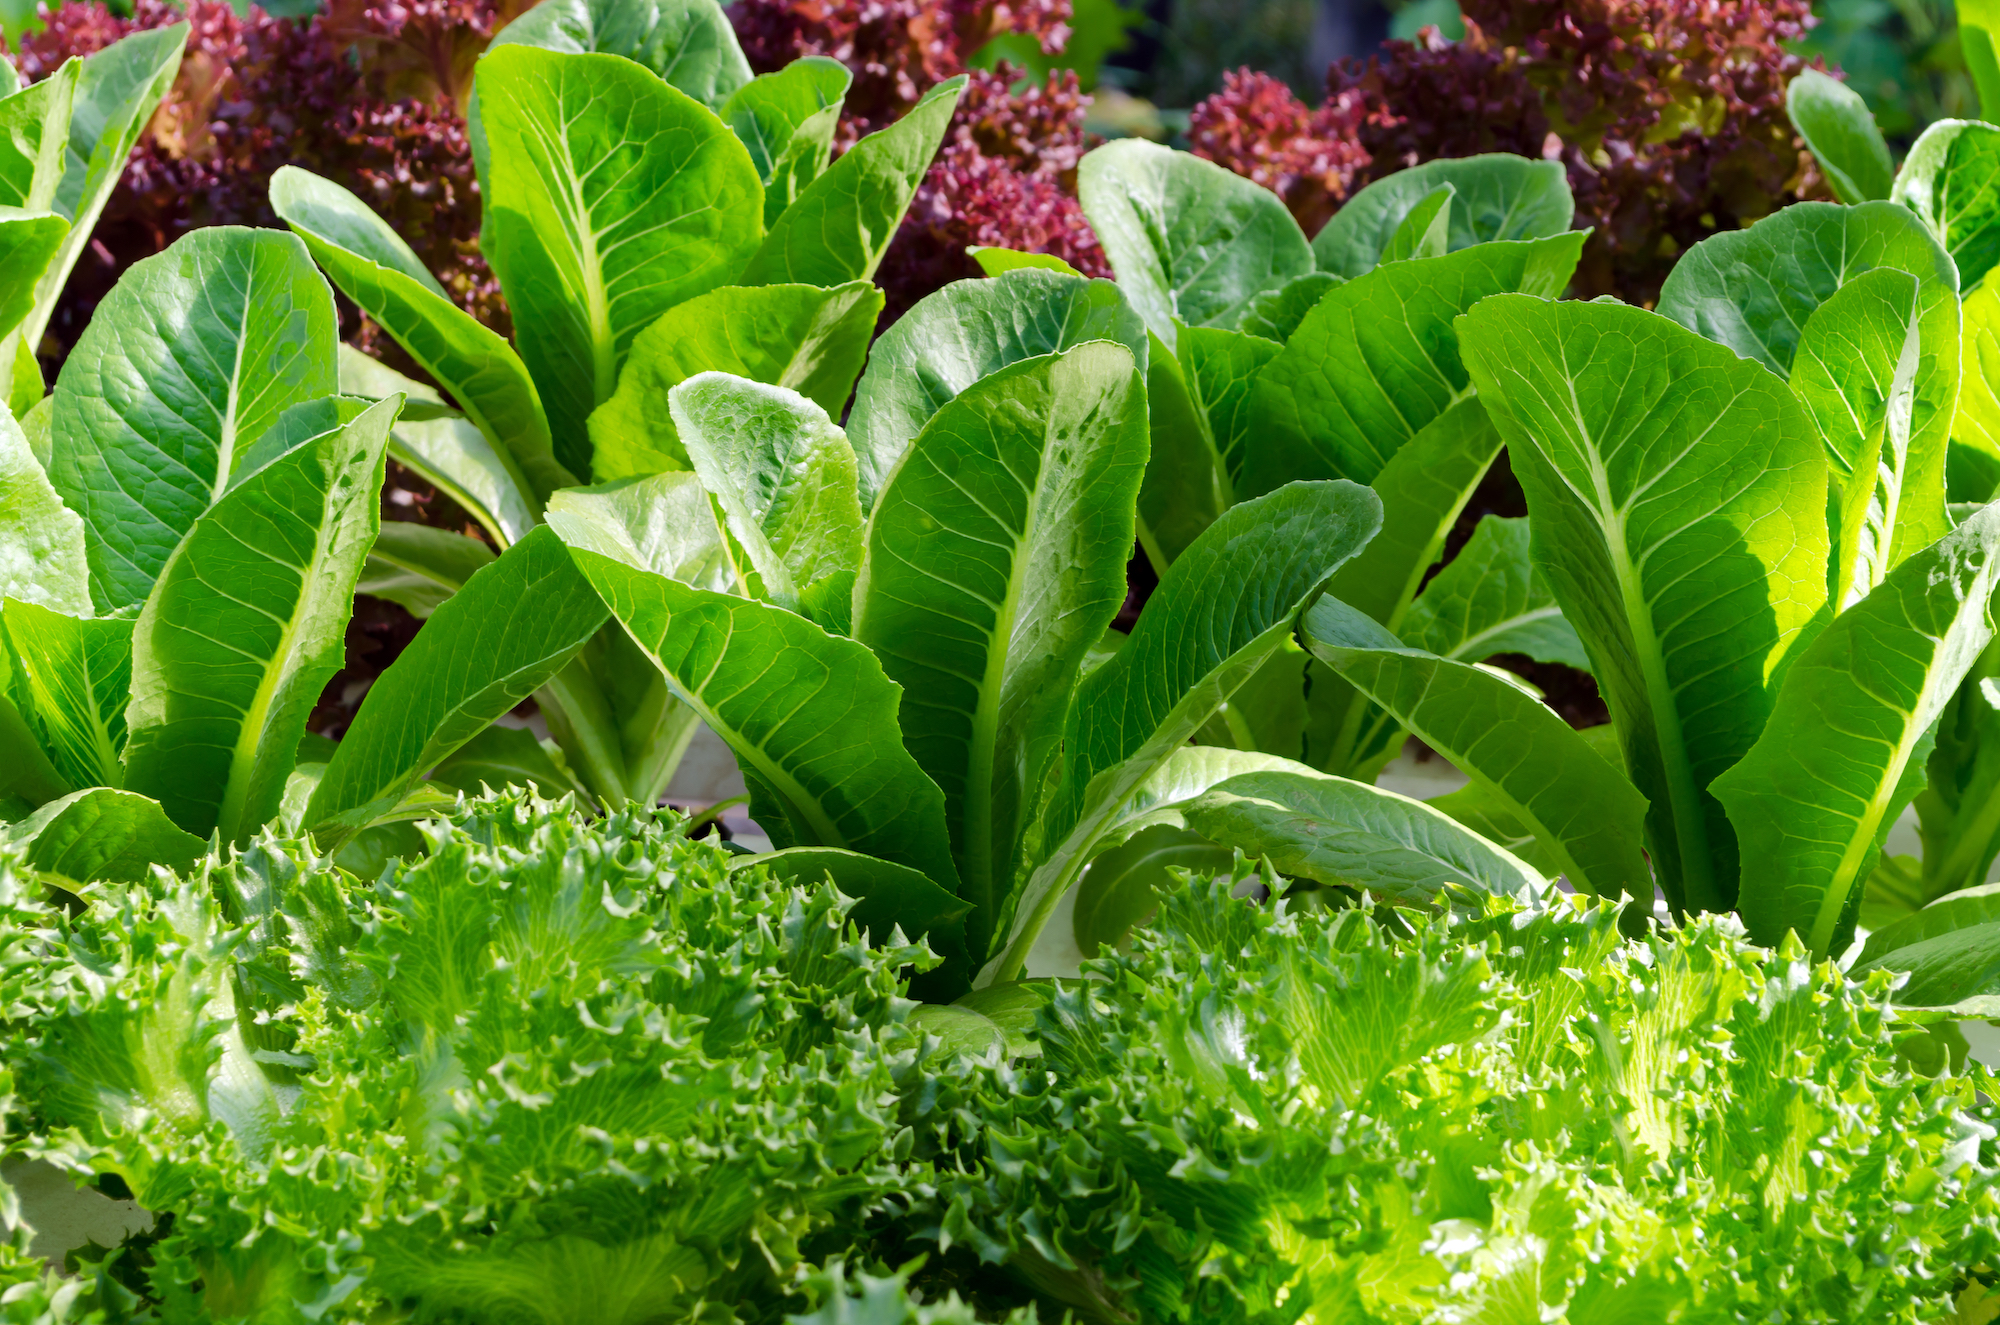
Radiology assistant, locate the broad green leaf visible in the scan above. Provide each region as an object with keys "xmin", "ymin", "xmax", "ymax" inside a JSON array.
[
  {"xmin": 588, "ymin": 280, "xmax": 883, "ymax": 482},
  {"xmin": 854, "ymin": 344, "xmax": 1148, "ymax": 958},
  {"xmin": 671, "ymin": 372, "xmax": 863, "ymax": 617},
  {"xmin": 735, "ymin": 845, "xmax": 970, "ymax": 996},
  {"xmin": 4, "ymin": 787, "xmax": 203, "ymax": 885},
  {"xmin": 476, "ymin": 45, "xmax": 765, "ymax": 479},
  {"xmin": 543, "ymin": 470, "xmax": 730, "ymax": 588},
  {"xmin": 227, "ymin": 394, "xmax": 374, "ymax": 494},
  {"xmin": 1915, "ymin": 641, "xmax": 2000, "ymax": 902},
  {"xmin": 1786, "ymin": 69, "xmax": 1893, "ymax": 205},
  {"xmin": 338, "ymin": 346, "xmax": 535, "ymax": 547},
  {"xmin": 23, "ymin": 26, "xmax": 185, "ymax": 360},
  {"xmin": 0, "ymin": 693, "xmax": 66, "ymax": 809},
  {"xmin": 1968, "ymin": 0, "xmax": 2000, "ymax": 123},
  {"xmin": 1238, "ymin": 271, "xmax": 1340, "ymax": 344},
  {"xmin": 1320, "ymin": 397, "xmax": 1503, "ymax": 634},
  {"xmin": 845, "ymin": 267, "xmax": 1147, "ymax": 511},
  {"xmin": 1381, "ymin": 183, "xmax": 1453, "ymax": 264},
  {"xmin": 426, "ymin": 725, "xmax": 591, "ymax": 802},
  {"xmin": 487, "ymin": 0, "xmax": 751, "ymax": 108},
  {"xmin": 563, "ymin": 546, "xmax": 961, "ymax": 889},
  {"xmin": 1197, "ymin": 636, "xmax": 1311, "ymax": 758},
  {"xmin": 1072, "ymin": 824, "xmax": 1234, "ymax": 957},
  {"xmin": 307, "ymin": 526, "xmax": 609, "ymax": 839},
  {"xmin": 720, "ymin": 57, "xmax": 850, "ymax": 228},
  {"xmin": 1789, "ymin": 267, "xmax": 1952, "ymax": 606},
  {"xmin": 1852, "ymin": 882, "xmax": 2000, "ymax": 1011},
  {"xmin": 0, "ymin": 401, "xmax": 87, "ymax": 615},
  {"xmin": 0, "ymin": 211, "xmax": 67, "ymax": 342},
  {"xmin": 1719, "ymin": 501, "xmax": 2000, "ymax": 958},
  {"xmin": 1302, "ymin": 596, "xmax": 1649, "ymax": 899},
  {"xmin": 1175, "ymin": 766, "xmax": 1550, "ymax": 900},
  {"xmin": 0, "ymin": 60, "xmax": 76, "ymax": 213},
  {"xmin": 1137, "ymin": 324, "xmax": 1285, "ymax": 568},
  {"xmin": 357, "ymin": 522, "xmax": 496, "ymax": 619},
  {"xmin": 907, "ymin": 981, "xmax": 1050, "ymax": 1057},
  {"xmin": 1077, "ymin": 137, "xmax": 1313, "ymax": 344},
  {"xmin": 987, "ymin": 480, "xmax": 1383, "ymax": 985},
  {"xmin": 1243, "ymin": 232, "xmax": 1584, "ymax": 495},
  {"xmin": 48, "ymin": 227, "xmax": 339, "ymax": 615},
  {"xmin": 740, "ymin": 74, "xmax": 964, "ymax": 288},
  {"xmin": 272, "ymin": 166, "xmax": 571, "ymax": 504},
  {"xmin": 1892, "ymin": 120, "xmax": 2000, "ymax": 290},
  {"xmin": 1, "ymin": 597, "xmax": 130, "ymax": 791},
  {"xmin": 537, "ymin": 615, "xmax": 702, "ymax": 808},
  {"xmin": 970, "ymin": 247, "xmax": 1082, "ymax": 277},
  {"xmin": 1401, "ymin": 515, "xmax": 1588, "ymax": 668},
  {"xmin": 1311, "ymin": 153, "xmax": 1574, "ymax": 278},
  {"xmin": 1654, "ymin": 200, "xmax": 1958, "ymax": 379},
  {"xmin": 1461, "ymin": 294, "xmax": 1829, "ymax": 917},
  {"xmin": 123, "ymin": 396, "xmax": 400, "ymax": 844},
  {"xmin": 1960, "ymin": 278, "xmax": 2000, "ymax": 470}
]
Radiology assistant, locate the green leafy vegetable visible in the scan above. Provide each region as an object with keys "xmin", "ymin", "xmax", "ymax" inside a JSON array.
[
  {"xmin": 1078, "ymin": 137, "xmax": 1314, "ymax": 344},
  {"xmin": 1, "ymin": 596, "xmax": 130, "ymax": 792},
  {"xmin": 486, "ymin": 0, "xmax": 751, "ymax": 108},
  {"xmin": 721, "ymin": 56, "xmax": 850, "ymax": 227},
  {"xmin": 1893, "ymin": 119, "xmax": 2000, "ymax": 290},
  {"xmin": 1786, "ymin": 69, "xmax": 1895, "ymax": 205},
  {"xmin": 1461, "ymin": 293, "xmax": 1828, "ymax": 916},
  {"xmin": 1311, "ymin": 152, "xmax": 1574, "ymax": 277}
]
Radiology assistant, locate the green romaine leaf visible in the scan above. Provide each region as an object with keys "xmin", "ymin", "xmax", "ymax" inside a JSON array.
[
  {"xmin": 1719, "ymin": 501, "xmax": 2000, "ymax": 957},
  {"xmin": 22, "ymin": 25, "xmax": 185, "ymax": 362},
  {"xmin": 122, "ymin": 395, "xmax": 400, "ymax": 844},
  {"xmin": 740, "ymin": 74, "xmax": 964, "ymax": 288},
  {"xmin": 271, "ymin": 166, "xmax": 571, "ymax": 505},
  {"xmin": 1400, "ymin": 514, "xmax": 1588, "ymax": 667},
  {"xmin": 0, "ymin": 61, "xmax": 76, "ymax": 214},
  {"xmin": 564, "ymin": 545, "xmax": 962, "ymax": 890},
  {"xmin": 356, "ymin": 522, "xmax": 496, "ymax": 619},
  {"xmin": 1789, "ymin": 266, "xmax": 1951, "ymax": 606},
  {"xmin": 1302, "ymin": 596, "xmax": 1649, "ymax": 898},
  {"xmin": 1137, "ymin": 324, "xmax": 1283, "ymax": 568},
  {"xmin": 1380, "ymin": 182, "xmax": 1453, "ymax": 263},
  {"xmin": 1461, "ymin": 294, "xmax": 1829, "ymax": 917},
  {"xmin": 426, "ymin": 724, "xmax": 591, "ymax": 802},
  {"xmin": 476, "ymin": 45, "xmax": 765, "ymax": 479},
  {"xmin": 0, "ymin": 211, "xmax": 67, "ymax": 344},
  {"xmin": 907, "ymin": 981, "xmax": 1051, "ymax": 1058},
  {"xmin": 1, "ymin": 597, "xmax": 129, "ymax": 791},
  {"xmin": 4, "ymin": 786, "xmax": 203, "ymax": 885},
  {"xmin": 47, "ymin": 227, "xmax": 339, "ymax": 615},
  {"xmin": 1243, "ymin": 231, "xmax": 1584, "ymax": 495},
  {"xmin": 307, "ymin": 526, "xmax": 609, "ymax": 839},
  {"xmin": 1655, "ymin": 200, "xmax": 1957, "ymax": 379},
  {"xmin": 670, "ymin": 372, "xmax": 863, "ymax": 619},
  {"xmin": 1967, "ymin": 0, "xmax": 2000, "ymax": 122},
  {"xmin": 969, "ymin": 246, "xmax": 1083, "ymax": 277},
  {"xmin": 543, "ymin": 469, "xmax": 729, "ymax": 586},
  {"xmin": 0, "ymin": 691, "xmax": 65, "ymax": 810},
  {"xmin": 845, "ymin": 267, "xmax": 1147, "ymax": 512},
  {"xmin": 339, "ymin": 345, "xmax": 536, "ymax": 547},
  {"xmin": 1072, "ymin": 824, "xmax": 1235, "ymax": 957},
  {"xmin": 988, "ymin": 479, "xmax": 1383, "ymax": 984},
  {"xmin": 588, "ymin": 280, "xmax": 883, "ymax": 482},
  {"xmin": 1892, "ymin": 119, "xmax": 2000, "ymax": 290},
  {"xmin": 1237, "ymin": 270, "xmax": 1340, "ymax": 343},
  {"xmin": 854, "ymin": 343, "xmax": 1148, "ymax": 959},
  {"xmin": 1077, "ymin": 137, "xmax": 1313, "ymax": 344},
  {"xmin": 1311, "ymin": 153, "xmax": 1574, "ymax": 278},
  {"xmin": 486, "ymin": 0, "xmax": 751, "ymax": 108},
  {"xmin": 720, "ymin": 56, "xmax": 850, "ymax": 227},
  {"xmin": 1173, "ymin": 765, "xmax": 1551, "ymax": 900},
  {"xmin": 1915, "ymin": 641, "xmax": 2000, "ymax": 903},
  {"xmin": 0, "ymin": 400, "xmax": 86, "ymax": 615},
  {"xmin": 1852, "ymin": 882, "xmax": 2000, "ymax": 1012},
  {"xmin": 1785, "ymin": 69, "xmax": 1894, "ymax": 205}
]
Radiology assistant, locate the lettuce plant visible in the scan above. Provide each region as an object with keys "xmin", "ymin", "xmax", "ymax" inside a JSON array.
[
  {"xmin": 938, "ymin": 874, "xmax": 2000, "ymax": 1321},
  {"xmin": 0, "ymin": 789, "xmax": 952, "ymax": 1321}
]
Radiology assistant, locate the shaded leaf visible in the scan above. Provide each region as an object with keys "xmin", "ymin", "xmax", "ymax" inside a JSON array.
[
  {"xmin": 307, "ymin": 526, "xmax": 609, "ymax": 840},
  {"xmin": 1, "ymin": 596, "xmax": 130, "ymax": 792},
  {"xmin": 735, "ymin": 845, "xmax": 970, "ymax": 996},
  {"xmin": 1786, "ymin": 69, "xmax": 1893, "ymax": 205},
  {"xmin": 4, "ymin": 786, "xmax": 203, "ymax": 885},
  {"xmin": 356, "ymin": 522, "xmax": 496, "ymax": 619},
  {"xmin": 1237, "ymin": 271, "xmax": 1340, "ymax": 344},
  {"xmin": 1073, "ymin": 824, "xmax": 1233, "ymax": 957},
  {"xmin": 1380, "ymin": 182, "xmax": 1453, "ymax": 263},
  {"xmin": 427, "ymin": 725, "xmax": 591, "ymax": 802},
  {"xmin": 1401, "ymin": 515, "xmax": 1588, "ymax": 668}
]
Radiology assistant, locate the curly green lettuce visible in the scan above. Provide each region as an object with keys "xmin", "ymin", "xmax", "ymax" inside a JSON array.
[{"xmin": 937, "ymin": 877, "xmax": 2000, "ymax": 1323}]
